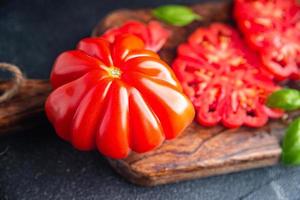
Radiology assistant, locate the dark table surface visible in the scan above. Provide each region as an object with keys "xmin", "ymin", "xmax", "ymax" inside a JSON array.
[{"xmin": 0, "ymin": 0, "xmax": 300, "ymax": 199}]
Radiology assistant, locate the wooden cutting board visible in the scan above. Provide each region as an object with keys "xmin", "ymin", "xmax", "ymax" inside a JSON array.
[
  {"xmin": 0, "ymin": 80, "xmax": 51, "ymax": 135},
  {"xmin": 91, "ymin": 1, "xmax": 299, "ymax": 186}
]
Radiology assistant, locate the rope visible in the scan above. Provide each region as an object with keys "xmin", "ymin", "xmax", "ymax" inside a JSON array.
[{"xmin": 0, "ymin": 62, "xmax": 25, "ymax": 103}]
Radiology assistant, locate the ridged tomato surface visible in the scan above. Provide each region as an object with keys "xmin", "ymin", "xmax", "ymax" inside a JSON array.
[{"xmin": 46, "ymin": 34, "xmax": 194, "ymax": 159}]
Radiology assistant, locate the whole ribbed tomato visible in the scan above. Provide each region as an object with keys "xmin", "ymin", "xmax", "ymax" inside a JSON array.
[{"xmin": 45, "ymin": 34, "xmax": 195, "ymax": 159}]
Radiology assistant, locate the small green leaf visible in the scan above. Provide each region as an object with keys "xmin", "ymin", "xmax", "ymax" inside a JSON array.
[
  {"xmin": 282, "ymin": 117, "xmax": 300, "ymax": 165},
  {"xmin": 152, "ymin": 5, "xmax": 202, "ymax": 27},
  {"xmin": 266, "ymin": 88, "xmax": 300, "ymax": 111}
]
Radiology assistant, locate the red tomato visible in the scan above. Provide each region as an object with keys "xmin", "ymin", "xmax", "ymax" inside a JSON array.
[
  {"xmin": 102, "ymin": 20, "xmax": 170, "ymax": 52},
  {"xmin": 45, "ymin": 34, "xmax": 195, "ymax": 159},
  {"xmin": 172, "ymin": 23, "xmax": 283, "ymax": 128},
  {"xmin": 234, "ymin": 0, "xmax": 300, "ymax": 80}
]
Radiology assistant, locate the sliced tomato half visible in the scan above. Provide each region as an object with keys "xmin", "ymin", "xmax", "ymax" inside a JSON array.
[
  {"xmin": 172, "ymin": 23, "xmax": 283, "ymax": 128},
  {"xmin": 234, "ymin": 0, "xmax": 298, "ymax": 33},
  {"xmin": 102, "ymin": 20, "xmax": 170, "ymax": 52},
  {"xmin": 234, "ymin": 0, "xmax": 300, "ymax": 80}
]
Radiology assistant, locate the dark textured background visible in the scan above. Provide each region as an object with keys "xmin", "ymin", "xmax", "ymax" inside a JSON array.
[{"xmin": 0, "ymin": 0, "xmax": 300, "ymax": 199}]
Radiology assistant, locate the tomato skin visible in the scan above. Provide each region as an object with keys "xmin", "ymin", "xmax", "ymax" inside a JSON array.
[
  {"xmin": 46, "ymin": 34, "xmax": 194, "ymax": 159},
  {"xmin": 71, "ymin": 78, "xmax": 112, "ymax": 150},
  {"xmin": 172, "ymin": 23, "xmax": 282, "ymax": 128},
  {"xmin": 46, "ymin": 71, "xmax": 108, "ymax": 141},
  {"xmin": 234, "ymin": 0, "xmax": 300, "ymax": 80},
  {"xmin": 102, "ymin": 20, "xmax": 170, "ymax": 52}
]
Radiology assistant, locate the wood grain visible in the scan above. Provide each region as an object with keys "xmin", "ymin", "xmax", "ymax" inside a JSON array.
[
  {"xmin": 107, "ymin": 121, "xmax": 288, "ymax": 186},
  {"xmin": 0, "ymin": 79, "xmax": 51, "ymax": 135},
  {"xmin": 93, "ymin": 1, "xmax": 299, "ymax": 186}
]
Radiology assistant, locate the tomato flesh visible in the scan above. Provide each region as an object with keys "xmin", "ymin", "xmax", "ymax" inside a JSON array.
[
  {"xmin": 172, "ymin": 23, "xmax": 283, "ymax": 128},
  {"xmin": 234, "ymin": 0, "xmax": 300, "ymax": 80}
]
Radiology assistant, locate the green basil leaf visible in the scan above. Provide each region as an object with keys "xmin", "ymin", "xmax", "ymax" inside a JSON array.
[
  {"xmin": 282, "ymin": 117, "xmax": 300, "ymax": 165},
  {"xmin": 266, "ymin": 88, "xmax": 300, "ymax": 111},
  {"xmin": 152, "ymin": 5, "xmax": 202, "ymax": 27}
]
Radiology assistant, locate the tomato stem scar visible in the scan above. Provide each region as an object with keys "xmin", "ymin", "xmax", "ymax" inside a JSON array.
[{"xmin": 106, "ymin": 67, "xmax": 122, "ymax": 78}]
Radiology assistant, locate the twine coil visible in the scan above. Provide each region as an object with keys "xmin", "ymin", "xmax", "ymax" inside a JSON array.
[{"xmin": 0, "ymin": 62, "xmax": 25, "ymax": 103}]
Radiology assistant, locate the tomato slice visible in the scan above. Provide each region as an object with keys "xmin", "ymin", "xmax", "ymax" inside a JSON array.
[
  {"xmin": 172, "ymin": 23, "xmax": 283, "ymax": 128},
  {"xmin": 234, "ymin": 0, "xmax": 300, "ymax": 80},
  {"xmin": 234, "ymin": 0, "xmax": 298, "ymax": 32},
  {"xmin": 102, "ymin": 20, "xmax": 170, "ymax": 52}
]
